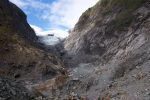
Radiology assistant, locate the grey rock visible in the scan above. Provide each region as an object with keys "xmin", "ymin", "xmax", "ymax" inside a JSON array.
[
  {"xmin": 0, "ymin": 74, "xmax": 35, "ymax": 100},
  {"xmin": 73, "ymin": 78, "xmax": 79, "ymax": 81},
  {"xmin": 70, "ymin": 92, "xmax": 78, "ymax": 97},
  {"xmin": 10, "ymin": 88, "xmax": 16, "ymax": 95}
]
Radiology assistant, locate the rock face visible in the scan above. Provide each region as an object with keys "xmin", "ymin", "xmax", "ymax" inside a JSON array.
[
  {"xmin": 0, "ymin": 0, "xmax": 66, "ymax": 81},
  {"xmin": 58, "ymin": 0, "xmax": 150, "ymax": 99},
  {"xmin": 64, "ymin": 0, "xmax": 150, "ymax": 64},
  {"xmin": 0, "ymin": 74, "xmax": 34, "ymax": 100}
]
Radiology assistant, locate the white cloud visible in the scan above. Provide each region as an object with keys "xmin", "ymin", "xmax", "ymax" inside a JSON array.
[
  {"xmin": 10, "ymin": 0, "xmax": 51, "ymax": 9},
  {"xmin": 10, "ymin": 0, "xmax": 99, "ymax": 29},
  {"xmin": 45, "ymin": 0, "xmax": 99, "ymax": 28},
  {"xmin": 30, "ymin": 25, "xmax": 69, "ymax": 38},
  {"xmin": 9, "ymin": 0, "xmax": 29, "ymax": 7}
]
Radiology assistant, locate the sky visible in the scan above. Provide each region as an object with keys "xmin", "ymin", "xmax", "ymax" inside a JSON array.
[{"xmin": 9, "ymin": 0, "xmax": 99, "ymax": 37}]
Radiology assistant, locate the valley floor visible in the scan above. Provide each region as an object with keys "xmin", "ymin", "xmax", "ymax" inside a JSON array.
[{"xmin": 22, "ymin": 38, "xmax": 150, "ymax": 100}]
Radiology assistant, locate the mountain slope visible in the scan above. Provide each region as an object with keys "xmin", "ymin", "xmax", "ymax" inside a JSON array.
[
  {"xmin": 58, "ymin": 0, "xmax": 150, "ymax": 99},
  {"xmin": 64, "ymin": 0, "xmax": 150, "ymax": 64},
  {"xmin": 0, "ymin": 0, "xmax": 66, "ymax": 81},
  {"xmin": 1, "ymin": 0, "xmax": 150, "ymax": 99}
]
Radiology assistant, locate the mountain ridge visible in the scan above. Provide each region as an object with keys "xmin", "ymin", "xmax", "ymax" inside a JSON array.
[
  {"xmin": 64, "ymin": 0, "xmax": 150, "ymax": 61},
  {"xmin": 0, "ymin": 0, "xmax": 150, "ymax": 99},
  {"xmin": 0, "ymin": 0, "xmax": 66, "ymax": 81},
  {"xmin": 58, "ymin": 0, "xmax": 150, "ymax": 99}
]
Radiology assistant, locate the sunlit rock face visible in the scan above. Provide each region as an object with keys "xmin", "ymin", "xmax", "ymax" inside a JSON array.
[
  {"xmin": 59, "ymin": 1, "xmax": 150, "ymax": 99},
  {"xmin": 64, "ymin": 0, "xmax": 150, "ymax": 64}
]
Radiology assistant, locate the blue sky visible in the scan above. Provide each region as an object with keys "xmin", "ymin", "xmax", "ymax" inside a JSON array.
[{"xmin": 9, "ymin": 0, "xmax": 99, "ymax": 37}]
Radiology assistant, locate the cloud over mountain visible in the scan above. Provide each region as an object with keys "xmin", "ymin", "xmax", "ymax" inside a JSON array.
[
  {"xmin": 10, "ymin": 0, "xmax": 99, "ymax": 30},
  {"xmin": 30, "ymin": 25, "xmax": 69, "ymax": 38}
]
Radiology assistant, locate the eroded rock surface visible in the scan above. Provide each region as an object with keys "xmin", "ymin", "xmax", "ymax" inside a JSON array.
[{"xmin": 0, "ymin": 74, "xmax": 34, "ymax": 100}]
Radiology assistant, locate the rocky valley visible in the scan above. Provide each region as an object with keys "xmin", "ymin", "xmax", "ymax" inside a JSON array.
[{"xmin": 0, "ymin": 0, "xmax": 150, "ymax": 100}]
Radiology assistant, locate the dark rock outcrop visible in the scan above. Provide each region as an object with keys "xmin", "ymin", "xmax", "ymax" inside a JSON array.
[
  {"xmin": 0, "ymin": 0, "xmax": 66, "ymax": 81},
  {"xmin": 0, "ymin": 74, "xmax": 34, "ymax": 100}
]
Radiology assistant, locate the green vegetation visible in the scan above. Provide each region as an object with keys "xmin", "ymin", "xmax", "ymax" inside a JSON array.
[
  {"xmin": 12, "ymin": 33, "xmax": 19, "ymax": 40},
  {"xmin": 0, "ymin": 1, "xmax": 33, "ymax": 65},
  {"xmin": 108, "ymin": 12, "xmax": 134, "ymax": 30},
  {"xmin": 77, "ymin": 0, "xmax": 149, "ymax": 30},
  {"xmin": 110, "ymin": 0, "xmax": 148, "ymax": 9},
  {"xmin": 111, "ymin": 63, "xmax": 128, "ymax": 80},
  {"xmin": 99, "ymin": 0, "xmax": 148, "ymax": 12},
  {"xmin": 118, "ymin": 66, "xmax": 126, "ymax": 78},
  {"xmin": 99, "ymin": 0, "xmax": 148, "ymax": 28},
  {"xmin": 95, "ymin": 21, "xmax": 102, "ymax": 27},
  {"xmin": 77, "ymin": 9, "xmax": 90, "ymax": 30},
  {"xmin": 100, "ymin": 0, "xmax": 110, "ymax": 8}
]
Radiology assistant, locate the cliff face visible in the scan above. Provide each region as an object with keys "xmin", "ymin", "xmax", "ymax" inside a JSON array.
[
  {"xmin": 9, "ymin": 2, "xmax": 37, "ymax": 42},
  {"xmin": 0, "ymin": 0, "xmax": 66, "ymax": 81},
  {"xmin": 59, "ymin": 1, "xmax": 150, "ymax": 99},
  {"xmin": 64, "ymin": 0, "xmax": 150, "ymax": 64}
]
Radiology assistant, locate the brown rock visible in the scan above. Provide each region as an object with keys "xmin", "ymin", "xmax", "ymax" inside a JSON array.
[{"xmin": 73, "ymin": 86, "xmax": 77, "ymax": 90}]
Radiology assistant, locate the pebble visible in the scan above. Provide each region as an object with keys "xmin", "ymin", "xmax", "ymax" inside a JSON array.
[
  {"xmin": 145, "ymin": 89, "xmax": 148, "ymax": 91},
  {"xmin": 146, "ymin": 92, "xmax": 150, "ymax": 95},
  {"xmin": 10, "ymin": 88, "xmax": 16, "ymax": 95},
  {"xmin": 38, "ymin": 96, "xmax": 42, "ymax": 99},
  {"xmin": 79, "ymin": 75, "xmax": 83, "ymax": 78},
  {"xmin": 132, "ymin": 74, "xmax": 137, "ymax": 78},
  {"xmin": 73, "ymin": 78, "xmax": 79, "ymax": 81},
  {"xmin": 73, "ymin": 86, "xmax": 77, "ymax": 90},
  {"xmin": 70, "ymin": 92, "xmax": 78, "ymax": 97},
  {"xmin": 136, "ymin": 66, "xmax": 140, "ymax": 69}
]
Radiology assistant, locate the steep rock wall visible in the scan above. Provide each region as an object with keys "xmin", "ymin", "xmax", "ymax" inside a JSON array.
[
  {"xmin": 64, "ymin": 0, "xmax": 150, "ymax": 64},
  {"xmin": 0, "ymin": 0, "xmax": 66, "ymax": 81}
]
